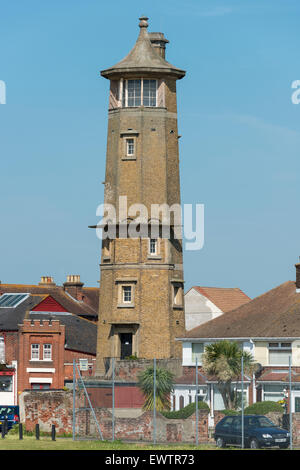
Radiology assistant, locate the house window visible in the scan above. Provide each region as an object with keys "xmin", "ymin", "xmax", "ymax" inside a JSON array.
[
  {"xmin": 43, "ymin": 344, "xmax": 52, "ymax": 361},
  {"xmin": 0, "ymin": 336, "xmax": 4, "ymax": 364},
  {"xmin": 263, "ymin": 384, "xmax": 285, "ymax": 402},
  {"xmin": 149, "ymin": 238, "xmax": 157, "ymax": 255},
  {"xmin": 126, "ymin": 138, "xmax": 135, "ymax": 156},
  {"xmin": 0, "ymin": 375, "xmax": 12, "ymax": 392},
  {"xmin": 192, "ymin": 343, "xmax": 204, "ymax": 365},
  {"xmin": 31, "ymin": 344, "xmax": 40, "ymax": 360},
  {"xmin": 122, "ymin": 285, "xmax": 132, "ymax": 303},
  {"xmin": 122, "ymin": 79, "xmax": 157, "ymax": 107},
  {"xmin": 31, "ymin": 383, "xmax": 50, "ymax": 390},
  {"xmin": 268, "ymin": 342, "xmax": 292, "ymax": 365}
]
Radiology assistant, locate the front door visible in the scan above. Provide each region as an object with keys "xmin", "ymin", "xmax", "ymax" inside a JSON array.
[{"xmin": 120, "ymin": 333, "xmax": 132, "ymax": 359}]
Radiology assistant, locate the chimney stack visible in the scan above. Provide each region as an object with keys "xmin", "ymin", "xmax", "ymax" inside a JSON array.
[
  {"xmin": 39, "ymin": 276, "xmax": 56, "ymax": 286},
  {"xmin": 149, "ymin": 32, "xmax": 169, "ymax": 59},
  {"xmin": 296, "ymin": 262, "xmax": 300, "ymax": 291},
  {"xmin": 63, "ymin": 275, "xmax": 84, "ymax": 301}
]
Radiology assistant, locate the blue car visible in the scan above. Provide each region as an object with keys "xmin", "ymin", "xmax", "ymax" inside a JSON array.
[
  {"xmin": 214, "ymin": 414, "xmax": 290, "ymax": 449},
  {"xmin": 0, "ymin": 406, "xmax": 19, "ymax": 432}
]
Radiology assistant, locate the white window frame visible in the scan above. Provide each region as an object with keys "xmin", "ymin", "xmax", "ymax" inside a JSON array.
[
  {"xmin": 122, "ymin": 285, "xmax": 132, "ymax": 304},
  {"xmin": 149, "ymin": 238, "xmax": 158, "ymax": 255},
  {"xmin": 31, "ymin": 344, "xmax": 40, "ymax": 361},
  {"xmin": 122, "ymin": 79, "xmax": 158, "ymax": 108},
  {"xmin": 191, "ymin": 343, "xmax": 204, "ymax": 365},
  {"xmin": 268, "ymin": 342, "xmax": 292, "ymax": 366},
  {"xmin": 43, "ymin": 344, "xmax": 52, "ymax": 361},
  {"xmin": 126, "ymin": 138, "xmax": 135, "ymax": 156}
]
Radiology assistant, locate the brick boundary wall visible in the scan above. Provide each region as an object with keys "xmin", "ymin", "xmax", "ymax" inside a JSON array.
[
  {"xmin": 20, "ymin": 390, "xmax": 209, "ymax": 442},
  {"xmin": 20, "ymin": 390, "xmax": 300, "ymax": 444}
]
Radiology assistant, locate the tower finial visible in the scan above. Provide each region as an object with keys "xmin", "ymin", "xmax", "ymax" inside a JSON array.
[{"xmin": 139, "ymin": 15, "xmax": 149, "ymax": 29}]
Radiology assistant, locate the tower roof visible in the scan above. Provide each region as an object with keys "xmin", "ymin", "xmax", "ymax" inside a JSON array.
[{"xmin": 101, "ymin": 16, "xmax": 186, "ymax": 80}]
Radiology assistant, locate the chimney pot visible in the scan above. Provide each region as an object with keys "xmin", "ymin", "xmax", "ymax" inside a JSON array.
[
  {"xmin": 39, "ymin": 276, "xmax": 56, "ymax": 286},
  {"xmin": 296, "ymin": 263, "xmax": 300, "ymax": 291}
]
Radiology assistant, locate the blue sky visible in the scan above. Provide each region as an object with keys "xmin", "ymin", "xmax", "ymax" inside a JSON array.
[{"xmin": 1, "ymin": 0, "xmax": 300, "ymax": 299}]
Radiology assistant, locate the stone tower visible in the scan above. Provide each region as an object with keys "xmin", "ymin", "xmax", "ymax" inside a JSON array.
[{"xmin": 95, "ymin": 16, "xmax": 186, "ymax": 375}]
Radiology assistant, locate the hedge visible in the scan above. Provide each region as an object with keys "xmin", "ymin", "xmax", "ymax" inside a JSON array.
[
  {"xmin": 161, "ymin": 400, "xmax": 209, "ymax": 419},
  {"xmin": 244, "ymin": 401, "xmax": 284, "ymax": 415}
]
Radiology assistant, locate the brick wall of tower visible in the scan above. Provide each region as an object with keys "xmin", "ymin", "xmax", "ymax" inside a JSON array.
[{"xmin": 96, "ymin": 70, "xmax": 185, "ymax": 374}]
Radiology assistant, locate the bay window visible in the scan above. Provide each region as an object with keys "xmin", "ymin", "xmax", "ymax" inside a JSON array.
[{"xmin": 122, "ymin": 79, "xmax": 157, "ymax": 107}]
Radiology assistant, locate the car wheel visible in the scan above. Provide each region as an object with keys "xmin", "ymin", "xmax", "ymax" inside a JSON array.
[
  {"xmin": 249, "ymin": 438, "xmax": 260, "ymax": 449},
  {"xmin": 216, "ymin": 437, "xmax": 226, "ymax": 448}
]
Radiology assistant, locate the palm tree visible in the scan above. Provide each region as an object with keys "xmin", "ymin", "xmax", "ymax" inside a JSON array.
[
  {"xmin": 202, "ymin": 340, "xmax": 257, "ymax": 410},
  {"xmin": 137, "ymin": 366, "xmax": 174, "ymax": 411}
]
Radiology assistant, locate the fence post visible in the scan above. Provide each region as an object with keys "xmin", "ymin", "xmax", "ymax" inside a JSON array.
[
  {"xmin": 73, "ymin": 359, "xmax": 76, "ymax": 441},
  {"xmin": 112, "ymin": 357, "xmax": 115, "ymax": 442},
  {"xmin": 289, "ymin": 355, "xmax": 293, "ymax": 449},
  {"xmin": 153, "ymin": 358, "xmax": 156, "ymax": 445},
  {"xmin": 19, "ymin": 423, "xmax": 23, "ymax": 440},
  {"xmin": 35, "ymin": 423, "xmax": 40, "ymax": 440},
  {"xmin": 195, "ymin": 358, "xmax": 198, "ymax": 446},
  {"xmin": 241, "ymin": 354, "xmax": 244, "ymax": 449}
]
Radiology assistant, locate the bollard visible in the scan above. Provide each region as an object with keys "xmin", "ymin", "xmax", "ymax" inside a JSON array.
[
  {"xmin": 51, "ymin": 424, "xmax": 56, "ymax": 441},
  {"xmin": 1, "ymin": 423, "xmax": 5, "ymax": 439},
  {"xmin": 19, "ymin": 423, "xmax": 23, "ymax": 440},
  {"xmin": 35, "ymin": 423, "xmax": 40, "ymax": 440},
  {"xmin": 4, "ymin": 418, "xmax": 8, "ymax": 436}
]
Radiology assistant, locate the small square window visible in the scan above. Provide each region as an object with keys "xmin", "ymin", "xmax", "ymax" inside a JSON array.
[{"xmin": 122, "ymin": 286, "xmax": 132, "ymax": 303}]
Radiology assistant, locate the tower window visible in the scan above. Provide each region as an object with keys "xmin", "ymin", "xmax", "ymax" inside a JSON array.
[
  {"xmin": 126, "ymin": 138, "xmax": 135, "ymax": 156},
  {"xmin": 122, "ymin": 79, "xmax": 157, "ymax": 107},
  {"xmin": 149, "ymin": 238, "xmax": 157, "ymax": 255},
  {"xmin": 122, "ymin": 285, "xmax": 132, "ymax": 303}
]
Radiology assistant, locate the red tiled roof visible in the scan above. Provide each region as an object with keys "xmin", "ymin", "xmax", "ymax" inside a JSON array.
[
  {"xmin": 182, "ymin": 281, "xmax": 300, "ymax": 339},
  {"xmin": 191, "ymin": 286, "xmax": 250, "ymax": 313}
]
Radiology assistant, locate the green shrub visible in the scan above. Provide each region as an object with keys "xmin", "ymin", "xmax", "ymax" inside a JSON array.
[
  {"xmin": 161, "ymin": 400, "xmax": 209, "ymax": 419},
  {"xmin": 219, "ymin": 409, "xmax": 240, "ymax": 416},
  {"xmin": 244, "ymin": 401, "xmax": 284, "ymax": 415}
]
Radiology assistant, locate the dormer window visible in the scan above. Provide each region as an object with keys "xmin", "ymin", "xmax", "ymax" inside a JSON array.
[{"xmin": 122, "ymin": 79, "xmax": 157, "ymax": 107}]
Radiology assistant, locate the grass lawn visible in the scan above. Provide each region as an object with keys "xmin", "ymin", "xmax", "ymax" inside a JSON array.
[{"xmin": 0, "ymin": 433, "xmax": 218, "ymax": 450}]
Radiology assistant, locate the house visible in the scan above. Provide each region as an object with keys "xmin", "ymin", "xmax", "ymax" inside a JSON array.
[
  {"xmin": 174, "ymin": 262, "xmax": 300, "ymax": 416},
  {"xmin": 184, "ymin": 286, "xmax": 250, "ymax": 331},
  {"xmin": 0, "ymin": 276, "xmax": 98, "ymax": 405}
]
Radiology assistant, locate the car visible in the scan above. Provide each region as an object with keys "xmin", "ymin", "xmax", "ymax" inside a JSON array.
[
  {"xmin": 0, "ymin": 406, "xmax": 19, "ymax": 433},
  {"xmin": 214, "ymin": 414, "xmax": 290, "ymax": 449}
]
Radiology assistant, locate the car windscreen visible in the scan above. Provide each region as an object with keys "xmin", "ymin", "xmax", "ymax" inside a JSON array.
[{"xmin": 255, "ymin": 416, "xmax": 276, "ymax": 428}]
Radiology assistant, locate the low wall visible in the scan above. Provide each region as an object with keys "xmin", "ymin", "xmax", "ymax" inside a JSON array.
[{"xmin": 20, "ymin": 390, "xmax": 209, "ymax": 442}]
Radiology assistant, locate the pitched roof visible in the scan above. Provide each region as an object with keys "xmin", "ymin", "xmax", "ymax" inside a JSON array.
[
  {"xmin": 181, "ymin": 281, "xmax": 300, "ymax": 340},
  {"xmin": 101, "ymin": 16, "xmax": 185, "ymax": 80},
  {"xmin": 191, "ymin": 286, "xmax": 251, "ymax": 312},
  {"xmin": 0, "ymin": 294, "xmax": 97, "ymax": 355},
  {"xmin": 0, "ymin": 283, "xmax": 98, "ymax": 320}
]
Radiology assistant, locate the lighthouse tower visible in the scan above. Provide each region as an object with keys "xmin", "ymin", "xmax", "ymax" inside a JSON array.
[{"xmin": 95, "ymin": 16, "xmax": 186, "ymax": 375}]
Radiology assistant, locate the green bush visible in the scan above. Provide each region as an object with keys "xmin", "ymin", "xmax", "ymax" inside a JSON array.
[
  {"xmin": 161, "ymin": 400, "xmax": 209, "ymax": 419},
  {"xmin": 219, "ymin": 409, "xmax": 240, "ymax": 416},
  {"xmin": 244, "ymin": 401, "xmax": 284, "ymax": 415}
]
